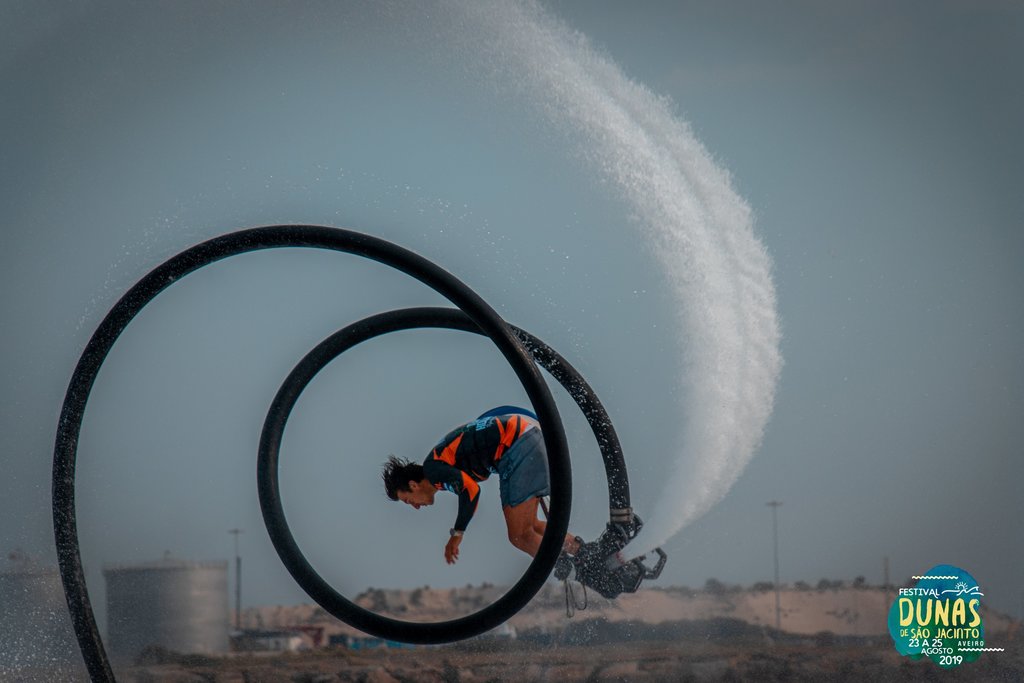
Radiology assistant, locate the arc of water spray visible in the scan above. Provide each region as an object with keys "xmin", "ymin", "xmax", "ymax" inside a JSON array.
[{"xmin": 447, "ymin": 0, "xmax": 783, "ymax": 554}]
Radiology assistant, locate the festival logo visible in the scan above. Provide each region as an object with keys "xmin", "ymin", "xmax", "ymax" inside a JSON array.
[{"xmin": 888, "ymin": 564, "xmax": 998, "ymax": 669}]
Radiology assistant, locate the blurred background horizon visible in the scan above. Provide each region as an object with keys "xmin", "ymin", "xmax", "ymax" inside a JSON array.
[{"xmin": 3, "ymin": 1, "xmax": 1022, "ymax": 659}]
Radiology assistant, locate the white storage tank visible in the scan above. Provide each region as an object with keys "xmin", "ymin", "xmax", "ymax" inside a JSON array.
[{"xmin": 103, "ymin": 555, "xmax": 228, "ymax": 662}]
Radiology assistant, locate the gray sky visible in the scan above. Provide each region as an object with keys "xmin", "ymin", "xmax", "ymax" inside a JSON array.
[{"xmin": 2, "ymin": 0, "xmax": 1022, "ymax": 641}]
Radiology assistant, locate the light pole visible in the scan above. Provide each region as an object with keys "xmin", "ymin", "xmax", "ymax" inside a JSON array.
[
  {"xmin": 766, "ymin": 501, "xmax": 782, "ymax": 631},
  {"xmin": 228, "ymin": 528, "xmax": 243, "ymax": 632}
]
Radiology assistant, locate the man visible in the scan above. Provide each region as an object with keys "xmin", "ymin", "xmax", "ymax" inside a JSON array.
[{"xmin": 382, "ymin": 406, "xmax": 581, "ymax": 564}]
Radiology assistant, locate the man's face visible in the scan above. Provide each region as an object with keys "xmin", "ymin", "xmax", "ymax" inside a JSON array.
[{"xmin": 397, "ymin": 480, "xmax": 435, "ymax": 509}]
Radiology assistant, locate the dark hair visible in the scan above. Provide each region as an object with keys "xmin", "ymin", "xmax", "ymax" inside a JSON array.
[{"xmin": 381, "ymin": 455, "xmax": 424, "ymax": 500}]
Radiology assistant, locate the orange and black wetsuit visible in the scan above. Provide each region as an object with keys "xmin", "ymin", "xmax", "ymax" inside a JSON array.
[{"xmin": 423, "ymin": 412, "xmax": 536, "ymax": 532}]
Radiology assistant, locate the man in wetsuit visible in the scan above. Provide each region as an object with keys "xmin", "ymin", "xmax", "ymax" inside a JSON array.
[{"xmin": 382, "ymin": 406, "xmax": 581, "ymax": 564}]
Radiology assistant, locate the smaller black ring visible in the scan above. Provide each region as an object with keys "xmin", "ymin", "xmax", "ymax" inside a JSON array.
[{"xmin": 258, "ymin": 307, "xmax": 624, "ymax": 642}]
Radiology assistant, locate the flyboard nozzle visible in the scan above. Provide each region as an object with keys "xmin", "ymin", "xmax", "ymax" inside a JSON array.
[{"xmin": 568, "ymin": 509, "xmax": 668, "ymax": 599}]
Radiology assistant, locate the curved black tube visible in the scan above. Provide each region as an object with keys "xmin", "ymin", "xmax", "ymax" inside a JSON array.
[
  {"xmin": 259, "ymin": 306, "xmax": 630, "ymax": 642},
  {"xmin": 53, "ymin": 226, "xmax": 570, "ymax": 680}
]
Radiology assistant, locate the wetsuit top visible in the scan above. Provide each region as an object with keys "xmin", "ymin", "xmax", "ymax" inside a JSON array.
[{"xmin": 423, "ymin": 413, "xmax": 538, "ymax": 532}]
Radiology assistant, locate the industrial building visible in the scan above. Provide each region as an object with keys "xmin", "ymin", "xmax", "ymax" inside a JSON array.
[{"xmin": 102, "ymin": 555, "xmax": 229, "ymax": 662}]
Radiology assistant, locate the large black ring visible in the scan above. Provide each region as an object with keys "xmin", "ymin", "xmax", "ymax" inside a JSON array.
[
  {"xmin": 260, "ymin": 306, "xmax": 626, "ymax": 641},
  {"xmin": 53, "ymin": 226, "xmax": 570, "ymax": 681}
]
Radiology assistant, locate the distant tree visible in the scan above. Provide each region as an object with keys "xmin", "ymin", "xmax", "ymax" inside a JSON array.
[
  {"xmin": 794, "ymin": 580, "xmax": 811, "ymax": 591},
  {"xmin": 368, "ymin": 589, "xmax": 387, "ymax": 611},
  {"xmin": 752, "ymin": 581, "xmax": 775, "ymax": 592},
  {"xmin": 853, "ymin": 576, "xmax": 867, "ymax": 589},
  {"xmin": 704, "ymin": 578, "xmax": 728, "ymax": 595}
]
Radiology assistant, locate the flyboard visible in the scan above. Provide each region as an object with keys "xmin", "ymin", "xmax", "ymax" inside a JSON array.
[{"xmin": 52, "ymin": 226, "xmax": 666, "ymax": 683}]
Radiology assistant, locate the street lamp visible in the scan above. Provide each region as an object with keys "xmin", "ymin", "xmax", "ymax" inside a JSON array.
[
  {"xmin": 766, "ymin": 501, "xmax": 782, "ymax": 631},
  {"xmin": 228, "ymin": 528, "xmax": 243, "ymax": 631}
]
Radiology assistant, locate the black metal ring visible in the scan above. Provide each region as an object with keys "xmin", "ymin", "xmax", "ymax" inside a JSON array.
[
  {"xmin": 259, "ymin": 306, "xmax": 627, "ymax": 641},
  {"xmin": 53, "ymin": 226, "xmax": 570, "ymax": 681}
]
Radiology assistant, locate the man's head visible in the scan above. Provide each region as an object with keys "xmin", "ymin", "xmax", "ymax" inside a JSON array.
[{"xmin": 381, "ymin": 455, "xmax": 436, "ymax": 509}]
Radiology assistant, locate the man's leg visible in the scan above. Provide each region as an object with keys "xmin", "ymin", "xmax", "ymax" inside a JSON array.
[
  {"xmin": 504, "ymin": 497, "xmax": 543, "ymax": 557},
  {"xmin": 505, "ymin": 498, "xmax": 579, "ymax": 557},
  {"xmin": 533, "ymin": 512, "xmax": 582, "ymax": 554}
]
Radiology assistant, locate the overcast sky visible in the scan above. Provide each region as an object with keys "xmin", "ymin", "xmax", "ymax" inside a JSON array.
[{"xmin": 2, "ymin": 0, "xmax": 1022, "ymax": 647}]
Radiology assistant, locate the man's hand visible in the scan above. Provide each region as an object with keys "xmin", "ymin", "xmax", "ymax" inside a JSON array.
[{"xmin": 444, "ymin": 534, "xmax": 462, "ymax": 564}]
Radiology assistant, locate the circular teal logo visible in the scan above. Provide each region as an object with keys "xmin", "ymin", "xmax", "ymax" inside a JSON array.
[{"xmin": 888, "ymin": 564, "xmax": 985, "ymax": 669}]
